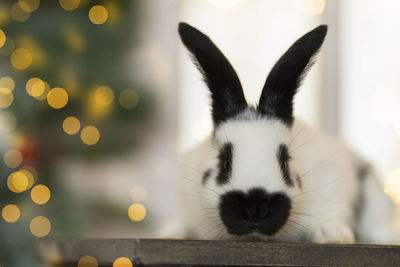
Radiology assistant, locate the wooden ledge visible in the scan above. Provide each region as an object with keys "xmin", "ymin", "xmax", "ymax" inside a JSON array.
[{"xmin": 36, "ymin": 239, "xmax": 400, "ymax": 266}]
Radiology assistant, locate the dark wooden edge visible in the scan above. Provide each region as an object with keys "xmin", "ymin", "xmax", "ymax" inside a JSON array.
[{"xmin": 35, "ymin": 238, "xmax": 400, "ymax": 266}]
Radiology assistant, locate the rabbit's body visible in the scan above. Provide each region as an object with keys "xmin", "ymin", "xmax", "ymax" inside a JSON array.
[{"xmin": 177, "ymin": 23, "xmax": 399, "ymax": 243}]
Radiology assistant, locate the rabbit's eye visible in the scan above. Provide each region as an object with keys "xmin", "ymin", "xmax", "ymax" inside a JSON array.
[{"xmin": 224, "ymin": 160, "xmax": 231, "ymax": 169}]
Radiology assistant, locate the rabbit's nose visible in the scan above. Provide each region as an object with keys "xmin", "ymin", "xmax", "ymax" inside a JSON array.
[{"xmin": 219, "ymin": 187, "xmax": 291, "ymax": 236}]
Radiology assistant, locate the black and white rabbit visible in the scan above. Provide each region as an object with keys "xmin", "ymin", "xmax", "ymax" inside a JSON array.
[{"xmin": 177, "ymin": 22, "xmax": 400, "ymax": 244}]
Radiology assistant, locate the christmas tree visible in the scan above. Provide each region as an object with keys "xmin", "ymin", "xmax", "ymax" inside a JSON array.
[{"xmin": 0, "ymin": 0, "xmax": 153, "ymax": 266}]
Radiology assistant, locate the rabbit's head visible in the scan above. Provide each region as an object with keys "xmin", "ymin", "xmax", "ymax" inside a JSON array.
[{"xmin": 179, "ymin": 23, "xmax": 327, "ymax": 238}]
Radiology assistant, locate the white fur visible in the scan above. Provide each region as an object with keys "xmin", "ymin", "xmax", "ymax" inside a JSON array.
[{"xmin": 177, "ymin": 117, "xmax": 400, "ymax": 244}]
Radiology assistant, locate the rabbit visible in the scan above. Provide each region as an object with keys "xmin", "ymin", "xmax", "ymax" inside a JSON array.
[{"xmin": 176, "ymin": 22, "xmax": 400, "ymax": 244}]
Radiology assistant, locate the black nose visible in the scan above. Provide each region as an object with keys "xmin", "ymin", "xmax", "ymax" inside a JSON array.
[{"xmin": 219, "ymin": 188, "xmax": 291, "ymax": 236}]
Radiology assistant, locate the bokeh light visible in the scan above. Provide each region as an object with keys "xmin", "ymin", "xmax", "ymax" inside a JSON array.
[
  {"xmin": 130, "ymin": 186, "xmax": 147, "ymax": 202},
  {"xmin": 0, "ymin": 87, "xmax": 14, "ymax": 108},
  {"xmin": 0, "ymin": 29, "xmax": 5, "ymax": 48},
  {"xmin": 31, "ymin": 184, "xmax": 51, "ymax": 205},
  {"xmin": 0, "ymin": 76, "xmax": 16, "ymax": 91},
  {"xmin": 94, "ymin": 86, "xmax": 114, "ymax": 107},
  {"xmin": 11, "ymin": 48, "xmax": 32, "ymax": 70},
  {"xmin": 47, "ymin": 87, "xmax": 68, "ymax": 109},
  {"xmin": 7, "ymin": 171, "xmax": 29, "ymax": 193},
  {"xmin": 0, "ymin": 112, "xmax": 17, "ymax": 133},
  {"xmin": 0, "ymin": 37, "xmax": 15, "ymax": 56},
  {"xmin": 128, "ymin": 203, "xmax": 146, "ymax": 222},
  {"xmin": 26, "ymin": 77, "xmax": 45, "ymax": 97},
  {"xmin": 30, "ymin": 216, "xmax": 51, "ymax": 238},
  {"xmin": 59, "ymin": 0, "xmax": 80, "ymax": 11},
  {"xmin": 119, "ymin": 89, "xmax": 139, "ymax": 109},
  {"xmin": 3, "ymin": 149, "xmax": 23, "ymax": 168},
  {"xmin": 19, "ymin": 0, "xmax": 40, "ymax": 12},
  {"xmin": 78, "ymin": 255, "xmax": 98, "ymax": 267},
  {"xmin": 89, "ymin": 5, "xmax": 109, "ymax": 25},
  {"xmin": 113, "ymin": 257, "xmax": 132, "ymax": 267},
  {"xmin": 63, "ymin": 116, "xmax": 81, "ymax": 135},
  {"xmin": 35, "ymin": 81, "xmax": 50, "ymax": 100},
  {"xmin": 2, "ymin": 204, "xmax": 21, "ymax": 223},
  {"xmin": 20, "ymin": 169, "xmax": 35, "ymax": 189},
  {"xmin": 10, "ymin": 2, "xmax": 31, "ymax": 22},
  {"xmin": 80, "ymin": 126, "xmax": 100, "ymax": 145}
]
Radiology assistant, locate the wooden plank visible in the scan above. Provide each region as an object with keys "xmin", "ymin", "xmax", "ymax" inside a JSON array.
[{"xmin": 36, "ymin": 239, "xmax": 400, "ymax": 267}]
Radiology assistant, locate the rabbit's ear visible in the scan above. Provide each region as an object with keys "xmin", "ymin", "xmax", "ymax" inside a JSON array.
[
  {"xmin": 179, "ymin": 23, "xmax": 247, "ymax": 126},
  {"xmin": 258, "ymin": 25, "xmax": 327, "ymax": 126}
]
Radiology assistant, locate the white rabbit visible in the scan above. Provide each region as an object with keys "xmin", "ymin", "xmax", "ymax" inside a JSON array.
[{"xmin": 177, "ymin": 22, "xmax": 400, "ymax": 244}]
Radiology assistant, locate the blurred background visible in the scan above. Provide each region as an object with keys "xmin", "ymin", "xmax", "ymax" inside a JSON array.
[{"xmin": 1, "ymin": 0, "xmax": 400, "ymax": 266}]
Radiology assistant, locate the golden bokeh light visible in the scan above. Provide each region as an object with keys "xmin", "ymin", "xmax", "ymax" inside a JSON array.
[
  {"xmin": 3, "ymin": 149, "xmax": 23, "ymax": 168},
  {"xmin": 64, "ymin": 25, "xmax": 86, "ymax": 53},
  {"xmin": 130, "ymin": 186, "xmax": 147, "ymax": 202},
  {"xmin": 47, "ymin": 87, "xmax": 68, "ymax": 109},
  {"xmin": 63, "ymin": 116, "xmax": 81, "ymax": 135},
  {"xmin": 0, "ymin": 112, "xmax": 17, "ymax": 133},
  {"xmin": 21, "ymin": 165, "xmax": 38, "ymax": 180},
  {"xmin": 78, "ymin": 255, "xmax": 98, "ymax": 267},
  {"xmin": 10, "ymin": 2, "xmax": 31, "ymax": 22},
  {"xmin": 20, "ymin": 169, "xmax": 35, "ymax": 189},
  {"xmin": 11, "ymin": 48, "xmax": 32, "ymax": 70},
  {"xmin": 0, "ymin": 37, "xmax": 15, "ymax": 56},
  {"xmin": 7, "ymin": 171, "xmax": 29, "ymax": 193},
  {"xmin": 0, "ymin": 87, "xmax": 14, "ymax": 108},
  {"xmin": 59, "ymin": 0, "xmax": 80, "ymax": 11},
  {"xmin": 128, "ymin": 203, "xmax": 146, "ymax": 222},
  {"xmin": 384, "ymin": 169, "xmax": 400, "ymax": 203},
  {"xmin": 119, "ymin": 89, "xmax": 139, "ymax": 109},
  {"xmin": 94, "ymin": 86, "xmax": 114, "ymax": 106},
  {"xmin": 80, "ymin": 126, "xmax": 100, "ymax": 145},
  {"xmin": 89, "ymin": 5, "xmax": 109, "ymax": 25},
  {"xmin": 19, "ymin": 0, "xmax": 40, "ymax": 12},
  {"xmin": 113, "ymin": 257, "xmax": 132, "ymax": 267},
  {"xmin": 31, "ymin": 184, "xmax": 51, "ymax": 205},
  {"xmin": 30, "ymin": 216, "xmax": 51, "ymax": 238},
  {"xmin": 26, "ymin": 78, "xmax": 45, "ymax": 97},
  {"xmin": 0, "ymin": 29, "xmax": 5, "ymax": 48},
  {"xmin": 35, "ymin": 81, "xmax": 50, "ymax": 100},
  {"xmin": 0, "ymin": 76, "xmax": 16, "ymax": 91},
  {"xmin": 2, "ymin": 204, "xmax": 20, "ymax": 223}
]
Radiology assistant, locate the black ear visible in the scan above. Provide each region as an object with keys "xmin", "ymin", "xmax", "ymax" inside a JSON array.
[
  {"xmin": 258, "ymin": 25, "xmax": 327, "ymax": 126},
  {"xmin": 178, "ymin": 22, "xmax": 247, "ymax": 127}
]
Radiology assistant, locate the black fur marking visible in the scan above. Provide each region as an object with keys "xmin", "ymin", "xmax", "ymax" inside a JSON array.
[
  {"xmin": 216, "ymin": 143, "xmax": 233, "ymax": 185},
  {"xmin": 219, "ymin": 188, "xmax": 291, "ymax": 236},
  {"xmin": 295, "ymin": 173, "xmax": 302, "ymax": 190},
  {"xmin": 202, "ymin": 169, "xmax": 212, "ymax": 185},
  {"xmin": 277, "ymin": 144, "xmax": 294, "ymax": 187},
  {"xmin": 258, "ymin": 25, "xmax": 327, "ymax": 126},
  {"xmin": 178, "ymin": 23, "xmax": 248, "ymax": 127}
]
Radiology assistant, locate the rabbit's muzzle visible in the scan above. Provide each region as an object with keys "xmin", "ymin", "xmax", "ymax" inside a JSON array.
[{"xmin": 219, "ymin": 188, "xmax": 291, "ymax": 236}]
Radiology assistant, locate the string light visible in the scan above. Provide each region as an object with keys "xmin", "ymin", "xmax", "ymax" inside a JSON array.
[
  {"xmin": 3, "ymin": 149, "xmax": 23, "ymax": 168},
  {"xmin": 0, "ymin": 29, "xmax": 5, "ymax": 48},
  {"xmin": 19, "ymin": 0, "xmax": 40, "ymax": 13},
  {"xmin": 128, "ymin": 203, "xmax": 146, "ymax": 222},
  {"xmin": 11, "ymin": 48, "xmax": 32, "ymax": 70},
  {"xmin": 80, "ymin": 126, "xmax": 100, "ymax": 145},
  {"xmin": 130, "ymin": 186, "xmax": 147, "ymax": 202},
  {"xmin": 62, "ymin": 116, "xmax": 80, "ymax": 135},
  {"xmin": 94, "ymin": 86, "xmax": 114, "ymax": 107},
  {"xmin": 119, "ymin": 89, "xmax": 139, "ymax": 109},
  {"xmin": 0, "ymin": 87, "xmax": 14, "ymax": 108},
  {"xmin": 2, "ymin": 204, "xmax": 20, "ymax": 223},
  {"xmin": 0, "ymin": 76, "xmax": 16, "ymax": 91},
  {"xmin": 10, "ymin": 2, "xmax": 31, "ymax": 22},
  {"xmin": 30, "ymin": 216, "xmax": 51, "ymax": 238},
  {"xmin": 59, "ymin": 0, "xmax": 80, "ymax": 11},
  {"xmin": 78, "ymin": 256, "xmax": 98, "ymax": 267},
  {"xmin": 47, "ymin": 87, "xmax": 68, "ymax": 109},
  {"xmin": 113, "ymin": 257, "xmax": 132, "ymax": 267},
  {"xmin": 31, "ymin": 184, "xmax": 51, "ymax": 205},
  {"xmin": 89, "ymin": 5, "xmax": 109, "ymax": 25}
]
